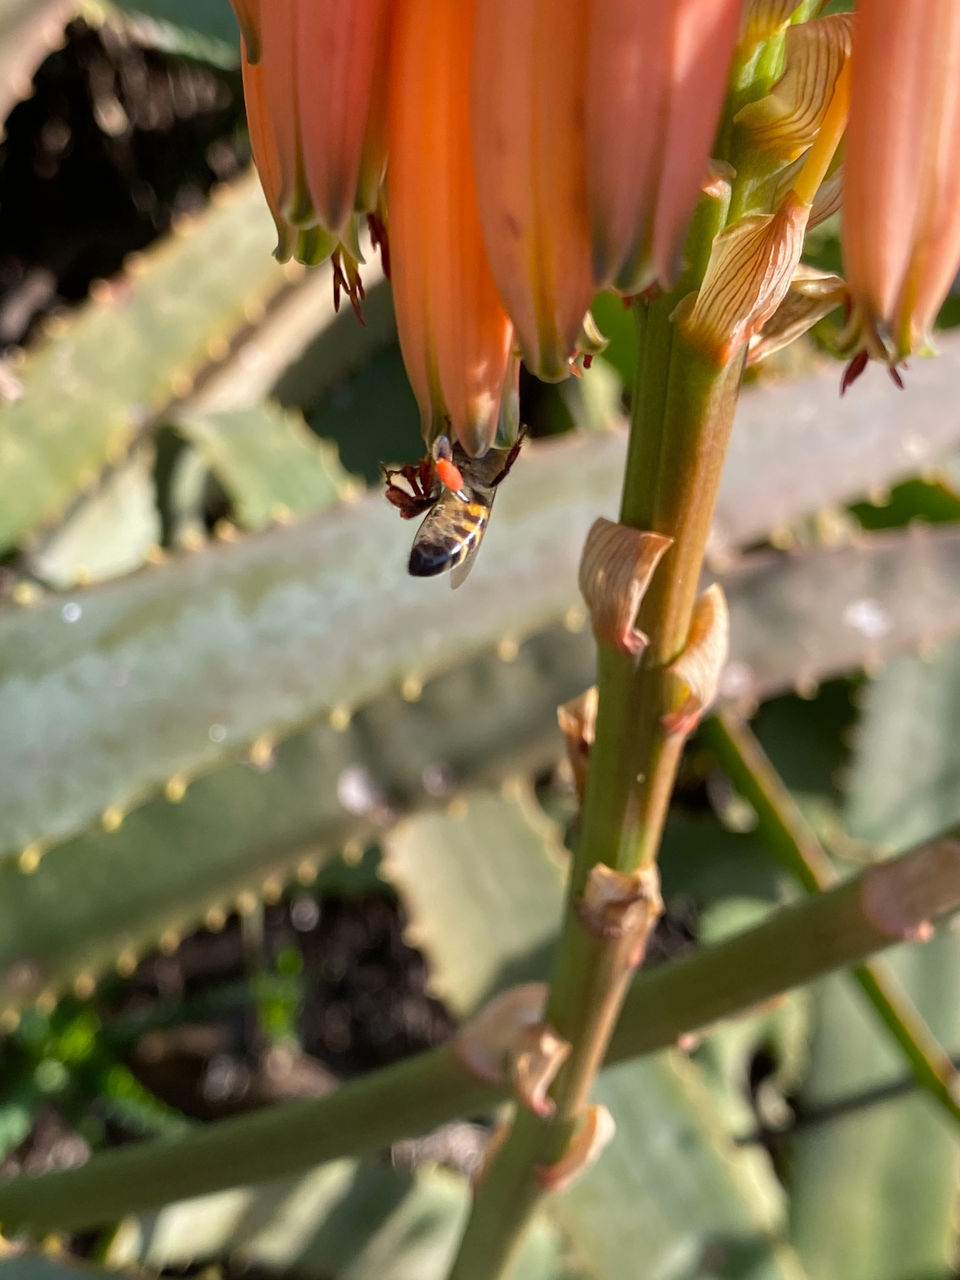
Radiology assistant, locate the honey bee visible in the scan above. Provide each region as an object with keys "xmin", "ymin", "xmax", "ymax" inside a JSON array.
[{"xmin": 382, "ymin": 433, "xmax": 523, "ymax": 579}]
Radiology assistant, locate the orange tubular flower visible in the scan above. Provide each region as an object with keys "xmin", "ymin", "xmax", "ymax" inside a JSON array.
[
  {"xmin": 587, "ymin": 0, "xmax": 742, "ymax": 295},
  {"xmin": 296, "ymin": 1, "xmax": 393, "ymax": 233},
  {"xmin": 233, "ymin": 0, "xmax": 391, "ymax": 249},
  {"xmin": 471, "ymin": 0, "xmax": 594, "ymax": 382},
  {"xmin": 387, "ymin": 0, "xmax": 516, "ymax": 457},
  {"xmin": 843, "ymin": 0, "xmax": 960, "ymax": 361}
]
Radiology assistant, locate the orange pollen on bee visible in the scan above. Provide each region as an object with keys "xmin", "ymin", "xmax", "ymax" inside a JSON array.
[{"xmin": 436, "ymin": 457, "xmax": 465, "ymax": 493}]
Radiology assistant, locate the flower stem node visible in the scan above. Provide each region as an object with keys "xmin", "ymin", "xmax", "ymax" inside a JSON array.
[
  {"xmin": 859, "ymin": 837, "xmax": 960, "ymax": 944},
  {"xmin": 535, "ymin": 1105, "xmax": 616, "ymax": 1194},
  {"xmin": 576, "ymin": 863, "xmax": 663, "ymax": 956},
  {"xmin": 578, "ymin": 518, "xmax": 673, "ymax": 657},
  {"xmin": 510, "ymin": 1025, "xmax": 573, "ymax": 1120},
  {"xmin": 557, "ymin": 686, "xmax": 599, "ymax": 803},
  {"xmin": 453, "ymin": 983, "xmax": 571, "ymax": 1116},
  {"xmin": 662, "ymin": 584, "xmax": 730, "ymax": 737}
]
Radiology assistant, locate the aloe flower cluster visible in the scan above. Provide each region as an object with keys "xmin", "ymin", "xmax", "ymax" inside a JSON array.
[{"xmin": 233, "ymin": 0, "xmax": 960, "ymax": 454}]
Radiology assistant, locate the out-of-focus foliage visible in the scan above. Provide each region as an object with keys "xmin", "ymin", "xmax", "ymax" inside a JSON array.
[{"xmin": 0, "ymin": 5, "xmax": 958, "ymax": 1279}]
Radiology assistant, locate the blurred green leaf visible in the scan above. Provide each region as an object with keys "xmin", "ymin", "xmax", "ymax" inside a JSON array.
[
  {"xmin": 5, "ymin": 446, "xmax": 960, "ymax": 868},
  {"xmin": 723, "ymin": 527, "xmax": 960, "ymax": 704},
  {"xmin": 0, "ymin": 172, "xmax": 285, "ymax": 553},
  {"xmin": 553, "ymin": 1054, "xmax": 808, "ymax": 1280},
  {"xmin": 107, "ymin": 1161, "xmax": 575, "ymax": 1280},
  {"xmin": 0, "ymin": 434, "xmax": 608, "ymax": 863},
  {"xmin": 26, "ymin": 451, "xmax": 160, "ymax": 589},
  {"xmin": 788, "ymin": 930, "xmax": 960, "ymax": 1280},
  {"xmin": 0, "ymin": 629, "xmax": 591, "ymax": 1006},
  {"xmin": 712, "ymin": 334, "xmax": 960, "ymax": 556},
  {"xmin": 850, "ymin": 477, "xmax": 960, "ymax": 531},
  {"xmin": 172, "ymin": 406, "xmax": 355, "ymax": 530},
  {"xmin": 383, "ymin": 787, "xmax": 566, "ymax": 1016},
  {"xmin": 106, "ymin": 0, "xmax": 239, "ymax": 63},
  {"xmin": 845, "ymin": 642, "xmax": 960, "ymax": 851}
]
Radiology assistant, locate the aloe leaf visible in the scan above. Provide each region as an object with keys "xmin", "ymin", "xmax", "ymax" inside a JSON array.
[
  {"xmin": 712, "ymin": 333, "xmax": 960, "ymax": 556},
  {"xmin": 383, "ymin": 787, "xmax": 800, "ymax": 1278},
  {"xmin": 0, "ymin": 0, "xmax": 74, "ymax": 124},
  {"xmin": 26, "ymin": 450, "xmax": 161, "ymax": 589},
  {"xmin": 383, "ymin": 787, "xmax": 566, "ymax": 1017},
  {"xmin": 550, "ymin": 1055, "xmax": 808, "ymax": 1280},
  {"xmin": 0, "ymin": 629, "xmax": 591, "ymax": 1007},
  {"xmin": 724, "ymin": 527, "xmax": 960, "ymax": 703},
  {"xmin": 0, "ymin": 172, "xmax": 287, "ymax": 553},
  {"xmin": 105, "ymin": 0, "xmax": 240, "ymax": 63},
  {"xmin": 172, "ymin": 406, "xmax": 356, "ymax": 530},
  {"xmin": 0, "ymin": 434, "xmax": 606, "ymax": 863},
  {"xmin": 4, "ymin": 428, "xmax": 960, "ymax": 865},
  {"xmin": 106, "ymin": 1162, "xmax": 575, "ymax": 1280},
  {"xmin": 788, "ymin": 930, "xmax": 960, "ymax": 1280},
  {"xmin": 844, "ymin": 641, "xmax": 960, "ymax": 852}
]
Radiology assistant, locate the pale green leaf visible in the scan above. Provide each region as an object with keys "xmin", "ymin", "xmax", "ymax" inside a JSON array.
[
  {"xmin": 845, "ymin": 641, "xmax": 960, "ymax": 851},
  {"xmin": 788, "ymin": 929, "xmax": 960, "ymax": 1280},
  {"xmin": 27, "ymin": 450, "xmax": 160, "ymax": 589},
  {"xmin": 551, "ymin": 1055, "xmax": 808, "ymax": 1280},
  {"xmin": 383, "ymin": 787, "xmax": 566, "ymax": 1016},
  {"xmin": 173, "ymin": 405, "xmax": 354, "ymax": 530},
  {"xmin": 108, "ymin": 1161, "xmax": 577, "ymax": 1280}
]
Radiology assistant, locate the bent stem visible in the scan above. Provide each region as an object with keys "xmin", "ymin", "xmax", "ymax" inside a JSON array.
[
  {"xmin": 447, "ymin": 283, "xmax": 744, "ymax": 1276},
  {"xmin": 706, "ymin": 711, "xmax": 960, "ymax": 1128}
]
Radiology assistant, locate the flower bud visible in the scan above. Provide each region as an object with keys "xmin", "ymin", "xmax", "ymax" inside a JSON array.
[
  {"xmin": 843, "ymin": 0, "xmax": 960, "ymax": 361},
  {"xmin": 586, "ymin": 0, "xmax": 742, "ymax": 295},
  {"xmin": 387, "ymin": 0, "xmax": 515, "ymax": 456},
  {"xmin": 471, "ymin": 0, "xmax": 594, "ymax": 381}
]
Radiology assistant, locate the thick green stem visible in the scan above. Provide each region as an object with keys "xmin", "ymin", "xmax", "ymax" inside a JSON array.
[
  {"xmin": 706, "ymin": 711, "xmax": 960, "ymax": 1128},
  {"xmin": 2, "ymin": 833, "xmax": 957, "ymax": 1237},
  {"xmin": 448, "ymin": 294, "xmax": 746, "ymax": 1279}
]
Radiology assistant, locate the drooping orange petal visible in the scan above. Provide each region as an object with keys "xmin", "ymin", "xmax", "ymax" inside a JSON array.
[
  {"xmin": 240, "ymin": 48, "xmax": 295, "ymax": 257},
  {"xmin": 296, "ymin": 1, "xmax": 392, "ymax": 237},
  {"xmin": 472, "ymin": 0, "xmax": 593, "ymax": 381},
  {"xmin": 587, "ymin": 0, "xmax": 741, "ymax": 295},
  {"xmin": 257, "ymin": 0, "xmax": 310, "ymax": 225},
  {"xmin": 844, "ymin": 0, "xmax": 960, "ymax": 358},
  {"xmin": 388, "ymin": 0, "xmax": 515, "ymax": 455}
]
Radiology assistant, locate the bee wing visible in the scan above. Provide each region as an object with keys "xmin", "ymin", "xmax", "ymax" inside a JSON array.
[{"xmin": 449, "ymin": 545, "xmax": 480, "ymax": 590}]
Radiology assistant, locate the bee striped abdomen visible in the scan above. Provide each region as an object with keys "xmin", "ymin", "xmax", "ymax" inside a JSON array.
[{"xmin": 408, "ymin": 495, "xmax": 490, "ymax": 577}]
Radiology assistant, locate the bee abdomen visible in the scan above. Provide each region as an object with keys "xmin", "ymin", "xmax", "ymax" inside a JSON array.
[{"xmin": 408, "ymin": 500, "xmax": 488, "ymax": 577}]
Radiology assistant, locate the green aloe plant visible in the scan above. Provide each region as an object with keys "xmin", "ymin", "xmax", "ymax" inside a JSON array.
[{"xmin": 0, "ymin": 4, "xmax": 959, "ymax": 1280}]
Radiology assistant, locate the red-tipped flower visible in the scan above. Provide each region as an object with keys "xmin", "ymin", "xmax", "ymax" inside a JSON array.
[
  {"xmin": 387, "ymin": 0, "xmax": 516, "ymax": 457},
  {"xmin": 843, "ymin": 0, "xmax": 960, "ymax": 361}
]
